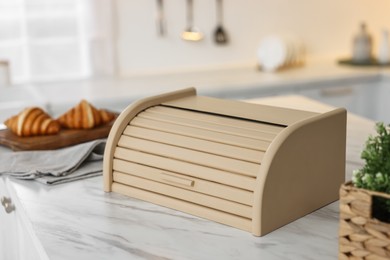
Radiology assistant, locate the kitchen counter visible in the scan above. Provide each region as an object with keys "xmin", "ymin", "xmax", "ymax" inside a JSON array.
[{"xmin": 2, "ymin": 95, "xmax": 377, "ymax": 260}]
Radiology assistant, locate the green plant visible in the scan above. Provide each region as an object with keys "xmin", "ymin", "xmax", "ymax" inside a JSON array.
[{"xmin": 352, "ymin": 122, "xmax": 390, "ymax": 221}]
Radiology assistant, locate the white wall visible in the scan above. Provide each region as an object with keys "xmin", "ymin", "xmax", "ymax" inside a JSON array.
[{"xmin": 115, "ymin": 0, "xmax": 390, "ymax": 76}]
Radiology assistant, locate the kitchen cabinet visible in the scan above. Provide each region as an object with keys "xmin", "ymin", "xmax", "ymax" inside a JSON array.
[
  {"xmin": 229, "ymin": 80, "xmax": 380, "ymax": 123},
  {"xmin": 369, "ymin": 78, "xmax": 390, "ymax": 124},
  {"xmin": 296, "ymin": 82, "xmax": 380, "ymax": 121},
  {"xmin": 0, "ymin": 176, "xmax": 18, "ymax": 260},
  {"xmin": 0, "ymin": 176, "xmax": 46, "ymax": 260}
]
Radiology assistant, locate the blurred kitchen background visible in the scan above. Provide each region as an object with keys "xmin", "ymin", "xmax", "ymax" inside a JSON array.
[{"xmin": 1, "ymin": 0, "xmax": 390, "ymax": 123}]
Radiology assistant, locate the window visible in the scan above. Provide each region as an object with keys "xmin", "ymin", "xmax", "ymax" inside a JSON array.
[{"xmin": 0, "ymin": 0, "xmax": 115, "ymax": 85}]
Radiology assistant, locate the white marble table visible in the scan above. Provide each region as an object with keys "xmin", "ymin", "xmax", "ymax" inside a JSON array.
[{"xmin": 4, "ymin": 95, "xmax": 377, "ymax": 260}]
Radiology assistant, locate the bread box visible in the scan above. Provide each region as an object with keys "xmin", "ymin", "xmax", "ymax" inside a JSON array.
[{"xmin": 103, "ymin": 87, "xmax": 346, "ymax": 236}]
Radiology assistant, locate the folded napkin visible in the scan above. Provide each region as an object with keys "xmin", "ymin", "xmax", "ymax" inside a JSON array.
[{"xmin": 0, "ymin": 139, "xmax": 106, "ymax": 185}]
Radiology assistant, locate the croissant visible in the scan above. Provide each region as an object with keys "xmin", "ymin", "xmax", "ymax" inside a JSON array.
[
  {"xmin": 4, "ymin": 107, "xmax": 61, "ymax": 137},
  {"xmin": 57, "ymin": 99, "xmax": 116, "ymax": 129}
]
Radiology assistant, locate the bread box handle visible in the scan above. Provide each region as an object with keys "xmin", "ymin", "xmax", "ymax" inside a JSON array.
[{"xmin": 160, "ymin": 173, "xmax": 194, "ymax": 187}]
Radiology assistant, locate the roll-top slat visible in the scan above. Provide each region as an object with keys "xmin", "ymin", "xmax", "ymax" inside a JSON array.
[
  {"xmin": 118, "ymin": 135, "xmax": 260, "ymax": 177},
  {"xmin": 130, "ymin": 117, "xmax": 270, "ymax": 151},
  {"xmin": 147, "ymin": 105, "xmax": 284, "ymax": 134},
  {"xmin": 113, "ymin": 171, "xmax": 253, "ymax": 218},
  {"xmin": 138, "ymin": 110, "xmax": 276, "ymax": 141},
  {"xmin": 112, "ymin": 159, "xmax": 254, "ymax": 205},
  {"xmin": 123, "ymin": 126, "xmax": 264, "ymax": 163},
  {"xmin": 113, "ymin": 148, "xmax": 256, "ymax": 191}
]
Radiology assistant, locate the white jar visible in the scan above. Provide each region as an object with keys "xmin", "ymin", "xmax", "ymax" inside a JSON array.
[
  {"xmin": 378, "ymin": 29, "xmax": 390, "ymax": 65},
  {"xmin": 352, "ymin": 23, "xmax": 373, "ymax": 63}
]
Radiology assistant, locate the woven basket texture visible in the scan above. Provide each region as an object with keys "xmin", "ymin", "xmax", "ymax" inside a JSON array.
[{"xmin": 339, "ymin": 182, "xmax": 390, "ymax": 260}]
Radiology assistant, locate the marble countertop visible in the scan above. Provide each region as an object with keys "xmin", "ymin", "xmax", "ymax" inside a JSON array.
[{"xmin": 4, "ymin": 95, "xmax": 377, "ymax": 260}]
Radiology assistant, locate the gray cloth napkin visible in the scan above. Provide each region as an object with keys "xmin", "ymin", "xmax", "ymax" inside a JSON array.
[{"xmin": 0, "ymin": 139, "xmax": 106, "ymax": 185}]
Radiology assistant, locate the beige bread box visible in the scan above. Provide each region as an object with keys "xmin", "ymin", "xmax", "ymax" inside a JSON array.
[{"xmin": 103, "ymin": 87, "xmax": 346, "ymax": 236}]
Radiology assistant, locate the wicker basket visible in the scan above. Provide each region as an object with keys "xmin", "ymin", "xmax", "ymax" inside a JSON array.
[{"xmin": 339, "ymin": 182, "xmax": 390, "ymax": 260}]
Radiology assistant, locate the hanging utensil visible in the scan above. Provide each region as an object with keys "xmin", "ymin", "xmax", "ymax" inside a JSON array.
[
  {"xmin": 156, "ymin": 0, "xmax": 166, "ymax": 37},
  {"xmin": 214, "ymin": 0, "xmax": 228, "ymax": 44},
  {"xmin": 181, "ymin": 0, "xmax": 203, "ymax": 41}
]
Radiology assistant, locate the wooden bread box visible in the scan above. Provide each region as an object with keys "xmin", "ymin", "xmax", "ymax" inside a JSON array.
[{"xmin": 103, "ymin": 87, "xmax": 347, "ymax": 236}]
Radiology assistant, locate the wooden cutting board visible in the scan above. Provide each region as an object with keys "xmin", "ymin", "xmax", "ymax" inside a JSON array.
[{"xmin": 0, "ymin": 121, "xmax": 115, "ymax": 151}]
